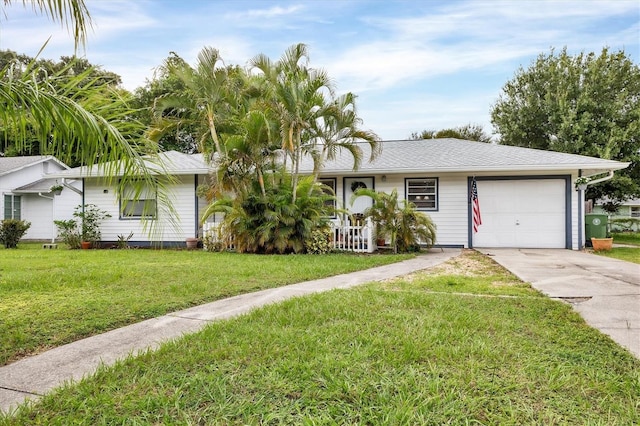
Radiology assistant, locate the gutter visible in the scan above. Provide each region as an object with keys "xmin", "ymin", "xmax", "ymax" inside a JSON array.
[{"xmin": 581, "ymin": 170, "xmax": 615, "ymax": 187}]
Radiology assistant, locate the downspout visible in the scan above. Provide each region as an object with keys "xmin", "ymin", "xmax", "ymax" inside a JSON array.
[
  {"xmin": 576, "ymin": 170, "xmax": 615, "ymax": 250},
  {"xmin": 38, "ymin": 192, "xmax": 55, "ymax": 243},
  {"xmin": 62, "ymin": 178, "xmax": 83, "ymax": 195}
]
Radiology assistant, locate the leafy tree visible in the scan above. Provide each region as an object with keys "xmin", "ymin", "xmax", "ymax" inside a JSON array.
[
  {"xmin": 491, "ymin": 47, "xmax": 640, "ymax": 208},
  {"xmin": 410, "ymin": 123, "xmax": 491, "ymax": 143},
  {"xmin": 153, "ymin": 44, "xmax": 377, "ymax": 253},
  {"xmin": 133, "ymin": 54, "xmax": 198, "ymax": 153},
  {"xmin": 1, "ymin": 49, "xmax": 127, "ymax": 161}
]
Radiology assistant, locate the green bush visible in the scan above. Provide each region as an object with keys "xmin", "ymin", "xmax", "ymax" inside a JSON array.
[
  {"xmin": 0, "ymin": 219, "xmax": 31, "ymax": 248},
  {"xmin": 351, "ymin": 188, "xmax": 437, "ymax": 253},
  {"xmin": 55, "ymin": 205, "xmax": 111, "ymax": 249},
  {"xmin": 54, "ymin": 219, "xmax": 82, "ymax": 249},
  {"xmin": 202, "ymin": 176, "xmax": 333, "ymax": 254},
  {"xmin": 305, "ymin": 227, "xmax": 333, "ymax": 254}
]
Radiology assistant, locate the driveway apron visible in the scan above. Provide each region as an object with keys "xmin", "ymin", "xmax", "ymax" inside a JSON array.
[{"xmin": 484, "ymin": 248, "xmax": 640, "ymax": 359}]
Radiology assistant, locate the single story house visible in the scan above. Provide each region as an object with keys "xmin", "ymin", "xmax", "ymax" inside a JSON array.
[
  {"xmin": 1, "ymin": 156, "xmax": 81, "ymax": 241},
  {"xmin": 48, "ymin": 151, "xmax": 210, "ymax": 247},
  {"xmin": 48, "ymin": 139, "xmax": 629, "ymax": 250},
  {"xmin": 593, "ymin": 198, "xmax": 640, "ymax": 232}
]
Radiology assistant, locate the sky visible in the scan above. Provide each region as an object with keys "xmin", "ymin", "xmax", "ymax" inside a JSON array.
[{"xmin": 1, "ymin": 0, "xmax": 638, "ymax": 141}]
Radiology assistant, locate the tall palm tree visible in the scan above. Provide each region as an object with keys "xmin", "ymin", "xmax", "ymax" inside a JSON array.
[{"xmin": 251, "ymin": 43, "xmax": 334, "ymax": 202}]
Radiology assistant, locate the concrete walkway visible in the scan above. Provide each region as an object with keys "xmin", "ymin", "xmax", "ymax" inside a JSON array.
[
  {"xmin": 484, "ymin": 249, "xmax": 640, "ymax": 360},
  {"xmin": 0, "ymin": 249, "xmax": 459, "ymax": 414}
]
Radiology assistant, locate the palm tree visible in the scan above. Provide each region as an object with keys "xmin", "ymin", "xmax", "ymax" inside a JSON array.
[
  {"xmin": 1, "ymin": 1, "xmax": 148, "ymax": 169},
  {"xmin": 351, "ymin": 188, "xmax": 436, "ymax": 253},
  {"xmin": 251, "ymin": 43, "xmax": 334, "ymax": 202},
  {"xmin": 308, "ymin": 92, "xmax": 381, "ymax": 185},
  {"xmin": 1, "ymin": 0, "xmax": 172, "ymax": 234}
]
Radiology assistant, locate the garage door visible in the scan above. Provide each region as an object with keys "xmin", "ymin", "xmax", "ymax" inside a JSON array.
[{"xmin": 473, "ymin": 179, "xmax": 566, "ymax": 248}]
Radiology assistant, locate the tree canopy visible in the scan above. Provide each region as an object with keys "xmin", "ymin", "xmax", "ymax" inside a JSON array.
[
  {"xmin": 491, "ymin": 47, "xmax": 640, "ymax": 209},
  {"xmin": 409, "ymin": 124, "xmax": 491, "ymax": 143},
  {"xmin": 150, "ymin": 44, "xmax": 379, "ymax": 253}
]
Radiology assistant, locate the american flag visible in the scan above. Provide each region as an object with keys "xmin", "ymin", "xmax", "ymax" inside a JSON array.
[{"xmin": 470, "ymin": 178, "xmax": 482, "ymax": 233}]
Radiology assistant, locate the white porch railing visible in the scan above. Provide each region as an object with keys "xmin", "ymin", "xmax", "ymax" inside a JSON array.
[
  {"xmin": 330, "ymin": 217, "xmax": 376, "ymax": 253},
  {"xmin": 202, "ymin": 217, "xmax": 376, "ymax": 254},
  {"xmin": 202, "ymin": 222, "xmax": 235, "ymax": 251}
]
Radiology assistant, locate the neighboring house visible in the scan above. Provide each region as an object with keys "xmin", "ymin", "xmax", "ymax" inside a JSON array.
[
  {"xmin": 593, "ymin": 198, "xmax": 640, "ymax": 232},
  {"xmin": 49, "ymin": 139, "xmax": 629, "ymax": 249},
  {"xmin": 0, "ymin": 156, "xmax": 81, "ymax": 241}
]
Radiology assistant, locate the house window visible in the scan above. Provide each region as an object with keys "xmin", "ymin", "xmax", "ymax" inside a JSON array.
[
  {"xmin": 119, "ymin": 181, "xmax": 157, "ymax": 219},
  {"xmin": 319, "ymin": 178, "xmax": 337, "ymax": 217},
  {"xmin": 631, "ymin": 207, "xmax": 640, "ymax": 218},
  {"xmin": 405, "ymin": 178, "xmax": 438, "ymax": 211},
  {"xmin": 3, "ymin": 194, "xmax": 21, "ymax": 220}
]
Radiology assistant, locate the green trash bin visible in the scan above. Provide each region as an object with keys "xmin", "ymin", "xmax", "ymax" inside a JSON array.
[{"xmin": 585, "ymin": 213, "xmax": 608, "ymax": 242}]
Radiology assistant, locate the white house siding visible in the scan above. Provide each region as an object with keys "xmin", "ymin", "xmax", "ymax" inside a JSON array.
[
  {"xmin": 331, "ymin": 173, "xmax": 469, "ymax": 248},
  {"xmin": 1, "ymin": 160, "xmax": 80, "ymax": 240},
  {"xmin": 21, "ymin": 186, "xmax": 81, "ymax": 240},
  {"xmin": 86, "ymin": 175, "xmax": 198, "ymax": 244},
  {"xmin": 328, "ymin": 172, "xmax": 582, "ymax": 249}
]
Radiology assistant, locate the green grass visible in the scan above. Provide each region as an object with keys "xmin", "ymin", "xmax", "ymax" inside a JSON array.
[
  {"xmin": 594, "ymin": 247, "xmax": 640, "ymax": 264},
  {"xmin": 0, "ymin": 244, "xmax": 412, "ymax": 366},
  {"xmin": 611, "ymin": 232, "xmax": 640, "ymax": 246},
  {"xmin": 3, "ymin": 251, "xmax": 639, "ymax": 424}
]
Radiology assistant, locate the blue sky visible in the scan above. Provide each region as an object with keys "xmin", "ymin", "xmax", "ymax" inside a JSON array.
[{"xmin": 1, "ymin": 0, "xmax": 638, "ymax": 140}]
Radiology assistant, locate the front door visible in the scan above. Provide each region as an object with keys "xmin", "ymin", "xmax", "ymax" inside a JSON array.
[{"xmin": 344, "ymin": 177, "xmax": 374, "ymax": 215}]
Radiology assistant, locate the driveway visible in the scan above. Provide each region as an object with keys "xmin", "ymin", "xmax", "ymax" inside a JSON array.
[{"xmin": 483, "ymin": 248, "xmax": 640, "ymax": 359}]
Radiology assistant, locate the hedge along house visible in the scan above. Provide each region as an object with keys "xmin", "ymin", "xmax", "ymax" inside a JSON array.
[
  {"xmin": 48, "ymin": 139, "xmax": 628, "ymax": 249},
  {"xmin": 301, "ymin": 139, "xmax": 629, "ymax": 250},
  {"xmin": 1, "ymin": 156, "xmax": 81, "ymax": 241},
  {"xmin": 48, "ymin": 151, "xmax": 210, "ymax": 247}
]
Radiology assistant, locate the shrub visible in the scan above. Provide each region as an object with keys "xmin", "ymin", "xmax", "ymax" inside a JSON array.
[
  {"xmin": 305, "ymin": 227, "xmax": 333, "ymax": 254},
  {"xmin": 55, "ymin": 205, "xmax": 111, "ymax": 249},
  {"xmin": 0, "ymin": 219, "xmax": 31, "ymax": 248},
  {"xmin": 202, "ymin": 176, "xmax": 332, "ymax": 254},
  {"xmin": 54, "ymin": 219, "xmax": 82, "ymax": 249}
]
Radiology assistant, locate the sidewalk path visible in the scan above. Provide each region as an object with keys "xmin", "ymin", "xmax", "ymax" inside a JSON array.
[{"xmin": 0, "ymin": 249, "xmax": 459, "ymax": 414}]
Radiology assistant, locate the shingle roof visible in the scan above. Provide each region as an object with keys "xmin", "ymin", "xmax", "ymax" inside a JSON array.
[
  {"xmin": 12, "ymin": 178, "xmax": 60, "ymax": 193},
  {"xmin": 47, "ymin": 139, "xmax": 630, "ymax": 179},
  {"xmin": 301, "ymin": 138, "xmax": 629, "ymax": 175},
  {"xmin": 0, "ymin": 156, "xmax": 53, "ymax": 177},
  {"xmin": 48, "ymin": 151, "xmax": 209, "ymax": 178}
]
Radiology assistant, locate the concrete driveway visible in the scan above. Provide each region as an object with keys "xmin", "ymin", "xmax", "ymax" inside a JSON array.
[{"xmin": 483, "ymin": 248, "xmax": 640, "ymax": 359}]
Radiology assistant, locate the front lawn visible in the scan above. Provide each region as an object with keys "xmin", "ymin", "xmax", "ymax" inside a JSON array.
[
  {"xmin": 3, "ymin": 251, "xmax": 639, "ymax": 424},
  {"xmin": 611, "ymin": 232, "xmax": 640, "ymax": 246},
  {"xmin": 594, "ymin": 247, "xmax": 640, "ymax": 264},
  {"xmin": 0, "ymin": 245, "xmax": 412, "ymax": 366}
]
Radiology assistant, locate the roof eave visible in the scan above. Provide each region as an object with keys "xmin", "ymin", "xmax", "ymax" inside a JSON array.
[{"xmin": 315, "ymin": 162, "xmax": 630, "ymax": 175}]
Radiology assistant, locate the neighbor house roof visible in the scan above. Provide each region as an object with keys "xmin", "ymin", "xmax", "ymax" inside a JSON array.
[
  {"xmin": 302, "ymin": 139, "xmax": 630, "ymax": 175},
  {"xmin": 12, "ymin": 178, "xmax": 60, "ymax": 194},
  {"xmin": 48, "ymin": 151, "xmax": 209, "ymax": 178},
  {"xmin": 0, "ymin": 155, "xmax": 69, "ymax": 177}
]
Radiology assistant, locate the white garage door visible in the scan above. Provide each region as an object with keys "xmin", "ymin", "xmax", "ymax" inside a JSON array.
[{"xmin": 473, "ymin": 179, "xmax": 566, "ymax": 248}]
